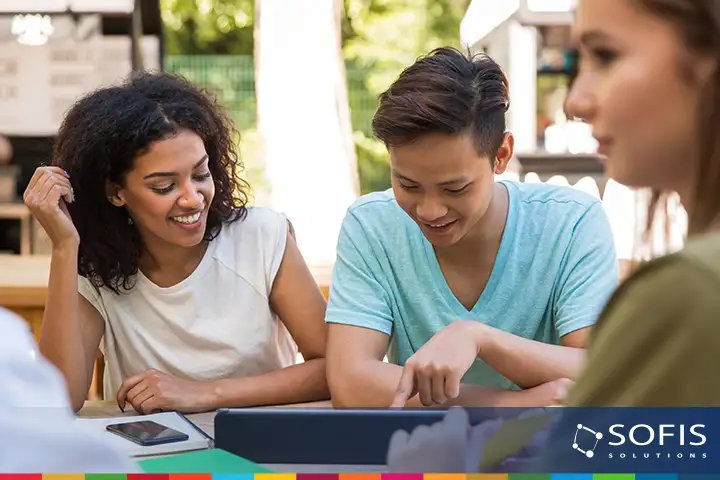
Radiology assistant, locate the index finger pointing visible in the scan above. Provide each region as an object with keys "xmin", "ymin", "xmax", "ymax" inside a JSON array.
[{"xmin": 391, "ymin": 365, "xmax": 417, "ymax": 408}]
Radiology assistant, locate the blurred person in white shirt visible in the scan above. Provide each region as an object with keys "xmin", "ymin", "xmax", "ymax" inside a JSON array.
[{"xmin": 0, "ymin": 307, "xmax": 136, "ymax": 473}]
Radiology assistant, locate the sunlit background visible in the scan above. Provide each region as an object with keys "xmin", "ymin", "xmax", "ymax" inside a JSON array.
[{"xmin": 0, "ymin": 0, "xmax": 686, "ymax": 286}]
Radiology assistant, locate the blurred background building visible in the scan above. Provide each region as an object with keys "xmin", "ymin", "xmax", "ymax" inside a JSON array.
[
  {"xmin": 0, "ymin": 0, "xmax": 688, "ymax": 400},
  {"xmin": 0, "ymin": 0, "xmax": 686, "ymax": 304}
]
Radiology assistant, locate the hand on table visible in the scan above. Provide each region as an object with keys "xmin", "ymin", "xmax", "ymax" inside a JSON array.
[
  {"xmin": 391, "ymin": 320, "xmax": 481, "ymax": 407},
  {"xmin": 116, "ymin": 369, "xmax": 216, "ymax": 414}
]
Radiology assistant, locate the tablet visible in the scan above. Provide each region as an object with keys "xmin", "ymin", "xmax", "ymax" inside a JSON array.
[{"xmin": 214, "ymin": 407, "xmax": 449, "ymax": 466}]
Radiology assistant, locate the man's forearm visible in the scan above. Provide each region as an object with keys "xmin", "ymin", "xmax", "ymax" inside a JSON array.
[
  {"xmin": 475, "ymin": 324, "xmax": 586, "ymax": 388},
  {"xmin": 330, "ymin": 360, "xmax": 550, "ymax": 408}
]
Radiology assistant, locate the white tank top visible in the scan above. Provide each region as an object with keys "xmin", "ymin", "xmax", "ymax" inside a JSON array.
[{"xmin": 78, "ymin": 207, "xmax": 298, "ymax": 400}]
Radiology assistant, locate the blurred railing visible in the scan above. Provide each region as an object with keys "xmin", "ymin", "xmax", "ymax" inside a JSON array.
[
  {"xmin": 164, "ymin": 55, "xmax": 379, "ymax": 136},
  {"xmin": 164, "ymin": 56, "xmax": 688, "ymax": 278},
  {"xmin": 500, "ymin": 171, "xmax": 688, "ymax": 279}
]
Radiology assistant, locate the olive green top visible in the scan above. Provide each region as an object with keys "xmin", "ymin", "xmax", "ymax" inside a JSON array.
[
  {"xmin": 478, "ymin": 235, "xmax": 720, "ymax": 471},
  {"xmin": 566, "ymin": 232, "xmax": 720, "ymax": 406}
]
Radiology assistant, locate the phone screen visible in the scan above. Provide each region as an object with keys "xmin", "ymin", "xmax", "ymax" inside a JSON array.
[{"xmin": 107, "ymin": 420, "xmax": 189, "ymax": 446}]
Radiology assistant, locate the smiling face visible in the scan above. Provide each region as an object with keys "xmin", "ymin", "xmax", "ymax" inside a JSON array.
[
  {"xmin": 108, "ymin": 129, "xmax": 215, "ymax": 251},
  {"xmin": 565, "ymin": 0, "xmax": 716, "ymax": 199},
  {"xmin": 390, "ymin": 132, "xmax": 513, "ymax": 247}
]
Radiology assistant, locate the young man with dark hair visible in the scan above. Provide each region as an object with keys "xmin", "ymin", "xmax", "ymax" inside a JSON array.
[{"xmin": 325, "ymin": 47, "xmax": 618, "ymax": 407}]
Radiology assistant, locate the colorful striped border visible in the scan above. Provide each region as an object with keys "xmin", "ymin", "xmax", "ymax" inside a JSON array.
[{"xmin": 0, "ymin": 473, "xmax": 716, "ymax": 480}]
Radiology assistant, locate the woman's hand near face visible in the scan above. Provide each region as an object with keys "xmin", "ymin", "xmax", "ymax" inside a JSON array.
[{"xmin": 23, "ymin": 166, "xmax": 78, "ymax": 249}]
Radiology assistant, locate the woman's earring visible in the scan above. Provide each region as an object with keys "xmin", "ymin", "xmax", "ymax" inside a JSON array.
[{"xmin": 128, "ymin": 217, "xmax": 133, "ymax": 225}]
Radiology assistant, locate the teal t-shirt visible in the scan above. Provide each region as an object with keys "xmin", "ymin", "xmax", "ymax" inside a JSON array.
[{"xmin": 325, "ymin": 180, "xmax": 619, "ymax": 390}]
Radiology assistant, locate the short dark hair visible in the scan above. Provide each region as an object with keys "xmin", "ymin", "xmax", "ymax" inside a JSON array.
[
  {"xmin": 53, "ymin": 71, "xmax": 249, "ymax": 294},
  {"xmin": 371, "ymin": 46, "xmax": 509, "ymax": 159}
]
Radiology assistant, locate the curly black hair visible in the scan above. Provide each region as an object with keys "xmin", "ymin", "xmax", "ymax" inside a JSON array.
[{"xmin": 52, "ymin": 71, "xmax": 249, "ymax": 294}]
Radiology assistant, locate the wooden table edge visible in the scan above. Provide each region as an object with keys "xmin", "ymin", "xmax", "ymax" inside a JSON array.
[
  {"xmin": 77, "ymin": 399, "xmax": 335, "ymax": 438},
  {"xmin": 0, "ymin": 286, "xmax": 47, "ymax": 307}
]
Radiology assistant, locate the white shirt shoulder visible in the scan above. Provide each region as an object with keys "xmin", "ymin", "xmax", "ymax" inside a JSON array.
[
  {"xmin": 212, "ymin": 205, "xmax": 290, "ymax": 298},
  {"xmin": 0, "ymin": 308, "xmax": 137, "ymax": 473}
]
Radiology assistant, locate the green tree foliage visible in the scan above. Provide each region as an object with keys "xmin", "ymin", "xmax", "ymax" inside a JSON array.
[
  {"xmin": 342, "ymin": 0, "xmax": 470, "ymax": 193},
  {"xmin": 161, "ymin": 0, "xmax": 469, "ymax": 194},
  {"xmin": 162, "ymin": 0, "xmax": 254, "ymax": 55},
  {"xmin": 342, "ymin": 0, "xmax": 470, "ymax": 95}
]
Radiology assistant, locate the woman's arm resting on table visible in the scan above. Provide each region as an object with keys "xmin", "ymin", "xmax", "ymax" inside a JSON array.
[{"xmin": 207, "ymin": 227, "xmax": 330, "ymax": 407}]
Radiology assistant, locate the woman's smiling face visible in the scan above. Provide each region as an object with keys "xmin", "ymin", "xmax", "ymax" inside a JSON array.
[{"xmin": 109, "ymin": 130, "xmax": 215, "ymax": 250}]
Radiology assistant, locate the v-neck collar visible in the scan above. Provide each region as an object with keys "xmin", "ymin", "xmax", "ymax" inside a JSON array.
[{"xmin": 422, "ymin": 180, "xmax": 517, "ymax": 315}]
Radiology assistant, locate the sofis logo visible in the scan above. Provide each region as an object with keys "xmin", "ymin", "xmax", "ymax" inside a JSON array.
[
  {"xmin": 573, "ymin": 424, "xmax": 603, "ymax": 458},
  {"xmin": 607, "ymin": 424, "xmax": 707, "ymax": 447},
  {"xmin": 573, "ymin": 423, "xmax": 708, "ymax": 460}
]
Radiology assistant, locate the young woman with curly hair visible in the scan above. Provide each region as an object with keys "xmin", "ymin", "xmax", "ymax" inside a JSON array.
[{"xmin": 23, "ymin": 71, "xmax": 329, "ymax": 414}]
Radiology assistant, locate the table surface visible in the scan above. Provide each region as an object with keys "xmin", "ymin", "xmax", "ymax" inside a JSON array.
[
  {"xmin": 0, "ymin": 256, "xmax": 334, "ymax": 290},
  {"xmin": 77, "ymin": 399, "xmax": 334, "ymax": 439}
]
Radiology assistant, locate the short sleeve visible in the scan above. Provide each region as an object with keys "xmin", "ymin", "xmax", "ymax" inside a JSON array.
[
  {"xmin": 228, "ymin": 207, "xmax": 289, "ymax": 298},
  {"xmin": 78, "ymin": 275, "xmax": 106, "ymax": 319},
  {"xmin": 0, "ymin": 307, "xmax": 138, "ymax": 472},
  {"xmin": 566, "ymin": 256, "xmax": 720, "ymax": 406},
  {"xmin": 553, "ymin": 201, "xmax": 619, "ymax": 337},
  {"xmin": 264, "ymin": 211, "xmax": 289, "ymax": 291},
  {"xmin": 325, "ymin": 211, "xmax": 394, "ymax": 335}
]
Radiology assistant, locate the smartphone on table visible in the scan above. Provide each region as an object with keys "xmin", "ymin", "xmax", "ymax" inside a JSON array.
[{"xmin": 106, "ymin": 420, "xmax": 189, "ymax": 446}]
